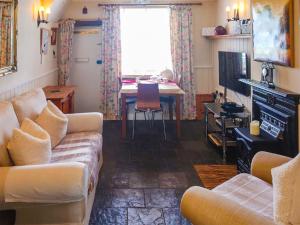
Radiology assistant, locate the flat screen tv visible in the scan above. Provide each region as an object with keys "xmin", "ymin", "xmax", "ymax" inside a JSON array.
[{"xmin": 219, "ymin": 51, "xmax": 250, "ymax": 97}]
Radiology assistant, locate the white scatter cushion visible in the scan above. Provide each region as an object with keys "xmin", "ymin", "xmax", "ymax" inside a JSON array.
[
  {"xmin": 272, "ymin": 154, "xmax": 300, "ymax": 225},
  {"xmin": 47, "ymin": 100, "xmax": 66, "ymax": 119},
  {"xmin": 36, "ymin": 102, "xmax": 68, "ymax": 148},
  {"xmin": 7, "ymin": 119, "xmax": 51, "ymax": 166},
  {"xmin": 12, "ymin": 88, "xmax": 47, "ymax": 123},
  {"xmin": 0, "ymin": 101, "xmax": 20, "ymax": 166}
]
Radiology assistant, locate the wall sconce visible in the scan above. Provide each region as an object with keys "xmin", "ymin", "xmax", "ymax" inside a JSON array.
[
  {"xmin": 37, "ymin": 6, "xmax": 51, "ymax": 27},
  {"xmin": 226, "ymin": 3, "xmax": 241, "ymax": 21},
  {"xmin": 233, "ymin": 4, "xmax": 239, "ymax": 20},
  {"xmin": 226, "ymin": 6, "xmax": 231, "ymax": 21}
]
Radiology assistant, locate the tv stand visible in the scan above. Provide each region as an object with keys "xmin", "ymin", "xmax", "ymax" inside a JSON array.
[{"xmin": 204, "ymin": 102, "xmax": 251, "ymax": 161}]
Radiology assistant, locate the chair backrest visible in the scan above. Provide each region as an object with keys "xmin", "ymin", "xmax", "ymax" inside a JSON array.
[{"xmin": 136, "ymin": 82, "xmax": 160, "ymax": 110}]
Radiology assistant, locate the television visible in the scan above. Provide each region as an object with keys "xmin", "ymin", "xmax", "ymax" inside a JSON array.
[{"xmin": 219, "ymin": 51, "xmax": 250, "ymax": 97}]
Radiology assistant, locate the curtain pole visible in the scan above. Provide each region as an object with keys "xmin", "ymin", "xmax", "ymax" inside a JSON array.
[{"xmin": 98, "ymin": 3, "xmax": 202, "ymax": 7}]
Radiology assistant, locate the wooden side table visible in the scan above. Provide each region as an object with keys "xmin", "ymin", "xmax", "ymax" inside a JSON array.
[{"xmin": 43, "ymin": 86, "xmax": 76, "ymax": 114}]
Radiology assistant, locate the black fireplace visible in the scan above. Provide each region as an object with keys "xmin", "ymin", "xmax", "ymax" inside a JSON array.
[{"xmin": 235, "ymin": 79, "xmax": 300, "ymax": 173}]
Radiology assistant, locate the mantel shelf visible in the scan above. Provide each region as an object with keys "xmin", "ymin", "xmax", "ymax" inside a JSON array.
[
  {"xmin": 239, "ymin": 79, "xmax": 300, "ymax": 98},
  {"xmin": 204, "ymin": 34, "xmax": 252, "ymax": 40}
]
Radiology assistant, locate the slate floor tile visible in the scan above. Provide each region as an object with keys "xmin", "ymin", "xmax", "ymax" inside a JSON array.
[
  {"xmin": 163, "ymin": 208, "xmax": 191, "ymax": 225},
  {"xmin": 145, "ymin": 189, "xmax": 178, "ymax": 208},
  {"xmin": 89, "ymin": 208, "xmax": 127, "ymax": 225},
  {"xmin": 129, "ymin": 172, "xmax": 159, "ymax": 188},
  {"xmin": 93, "ymin": 189, "xmax": 112, "ymax": 208},
  {"xmin": 110, "ymin": 172, "xmax": 130, "ymax": 188},
  {"xmin": 90, "ymin": 121, "xmax": 225, "ymax": 225},
  {"xmin": 128, "ymin": 208, "xmax": 165, "ymax": 225},
  {"xmin": 159, "ymin": 172, "xmax": 189, "ymax": 188},
  {"xmin": 111, "ymin": 189, "xmax": 145, "ymax": 208}
]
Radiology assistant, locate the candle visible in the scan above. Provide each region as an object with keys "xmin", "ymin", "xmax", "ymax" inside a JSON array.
[
  {"xmin": 226, "ymin": 6, "xmax": 231, "ymax": 20},
  {"xmin": 250, "ymin": 120, "xmax": 260, "ymax": 136},
  {"xmin": 39, "ymin": 6, "xmax": 45, "ymax": 20},
  {"xmin": 239, "ymin": 1, "xmax": 245, "ymax": 18},
  {"xmin": 233, "ymin": 4, "xmax": 239, "ymax": 20}
]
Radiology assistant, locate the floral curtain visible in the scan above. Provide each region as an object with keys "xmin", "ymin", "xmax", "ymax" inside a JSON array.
[
  {"xmin": 57, "ymin": 19, "xmax": 75, "ymax": 86},
  {"xmin": 0, "ymin": 3, "xmax": 12, "ymax": 67},
  {"xmin": 100, "ymin": 6, "xmax": 121, "ymax": 120},
  {"xmin": 170, "ymin": 5, "xmax": 196, "ymax": 120}
]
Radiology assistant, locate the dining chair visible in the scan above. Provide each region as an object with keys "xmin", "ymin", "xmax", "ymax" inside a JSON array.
[
  {"xmin": 132, "ymin": 82, "xmax": 166, "ymax": 140},
  {"xmin": 118, "ymin": 77, "xmax": 136, "ymax": 119},
  {"xmin": 160, "ymin": 70, "xmax": 176, "ymax": 120}
]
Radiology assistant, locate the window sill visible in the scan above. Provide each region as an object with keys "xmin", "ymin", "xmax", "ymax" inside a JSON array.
[{"xmin": 121, "ymin": 75, "xmax": 152, "ymax": 79}]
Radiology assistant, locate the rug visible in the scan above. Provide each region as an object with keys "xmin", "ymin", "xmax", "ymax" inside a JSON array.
[{"xmin": 194, "ymin": 164, "xmax": 238, "ymax": 189}]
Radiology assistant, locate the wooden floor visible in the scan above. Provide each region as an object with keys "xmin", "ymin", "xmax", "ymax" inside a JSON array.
[{"xmin": 194, "ymin": 164, "xmax": 238, "ymax": 189}]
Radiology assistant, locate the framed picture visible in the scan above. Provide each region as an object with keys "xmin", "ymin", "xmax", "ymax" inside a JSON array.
[
  {"xmin": 252, "ymin": 0, "xmax": 294, "ymax": 67},
  {"xmin": 40, "ymin": 28, "xmax": 49, "ymax": 55},
  {"xmin": 51, "ymin": 28, "xmax": 58, "ymax": 45}
]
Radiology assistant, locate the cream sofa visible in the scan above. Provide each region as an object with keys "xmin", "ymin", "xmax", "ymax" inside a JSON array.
[
  {"xmin": 181, "ymin": 151, "xmax": 291, "ymax": 225},
  {"xmin": 0, "ymin": 88, "xmax": 103, "ymax": 225}
]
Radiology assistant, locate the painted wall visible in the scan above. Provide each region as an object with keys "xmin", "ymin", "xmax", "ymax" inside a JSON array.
[
  {"xmin": 0, "ymin": 0, "xmax": 64, "ymax": 100},
  {"xmin": 63, "ymin": 1, "xmax": 217, "ymax": 95},
  {"xmin": 212, "ymin": 0, "xmax": 300, "ymax": 108}
]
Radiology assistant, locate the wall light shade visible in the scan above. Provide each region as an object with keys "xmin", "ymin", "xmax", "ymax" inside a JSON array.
[
  {"xmin": 239, "ymin": 1, "xmax": 244, "ymax": 16},
  {"xmin": 226, "ymin": 6, "xmax": 231, "ymax": 20},
  {"xmin": 37, "ymin": 5, "xmax": 51, "ymax": 27},
  {"xmin": 46, "ymin": 7, "xmax": 51, "ymax": 15}
]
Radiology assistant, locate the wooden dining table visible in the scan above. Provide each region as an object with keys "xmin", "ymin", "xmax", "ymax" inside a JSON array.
[{"xmin": 119, "ymin": 82, "xmax": 185, "ymax": 139}]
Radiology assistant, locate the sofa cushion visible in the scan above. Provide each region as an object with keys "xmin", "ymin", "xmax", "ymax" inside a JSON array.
[
  {"xmin": 51, "ymin": 132, "xmax": 102, "ymax": 193},
  {"xmin": 12, "ymin": 88, "xmax": 47, "ymax": 123},
  {"xmin": 36, "ymin": 101, "xmax": 68, "ymax": 148},
  {"xmin": 213, "ymin": 173, "xmax": 273, "ymax": 220},
  {"xmin": 0, "ymin": 101, "xmax": 20, "ymax": 166},
  {"xmin": 7, "ymin": 119, "xmax": 51, "ymax": 166},
  {"xmin": 272, "ymin": 154, "xmax": 300, "ymax": 225}
]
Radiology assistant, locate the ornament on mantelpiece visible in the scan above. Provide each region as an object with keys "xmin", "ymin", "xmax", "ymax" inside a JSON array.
[
  {"xmin": 227, "ymin": 20, "xmax": 241, "ymax": 35},
  {"xmin": 82, "ymin": 6, "xmax": 88, "ymax": 14}
]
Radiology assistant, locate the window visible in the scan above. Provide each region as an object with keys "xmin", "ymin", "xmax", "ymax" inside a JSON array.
[{"xmin": 120, "ymin": 8, "xmax": 173, "ymax": 76}]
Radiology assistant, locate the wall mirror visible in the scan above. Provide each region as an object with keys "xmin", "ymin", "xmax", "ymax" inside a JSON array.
[{"xmin": 0, "ymin": 0, "xmax": 17, "ymax": 77}]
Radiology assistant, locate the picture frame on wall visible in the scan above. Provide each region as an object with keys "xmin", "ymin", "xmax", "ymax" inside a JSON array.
[
  {"xmin": 40, "ymin": 28, "xmax": 49, "ymax": 55},
  {"xmin": 252, "ymin": 0, "xmax": 295, "ymax": 67},
  {"xmin": 51, "ymin": 28, "xmax": 58, "ymax": 45}
]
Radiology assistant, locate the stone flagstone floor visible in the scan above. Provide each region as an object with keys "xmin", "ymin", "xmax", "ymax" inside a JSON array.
[{"xmin": 89, "ymin": 120, "xmax": 227, "ymax": 225}]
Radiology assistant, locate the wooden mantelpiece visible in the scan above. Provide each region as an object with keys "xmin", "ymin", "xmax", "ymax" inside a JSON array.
[
  {"xmin": 204, "ymin": 34, "xmax": 252, "ymax": 40},
  {"xmin": 239, "ymin": 79, "xmax": 300, "ymax": 99},
  {"xmin": 43, "ymin": 86, "xmax": 76, "ymax": 114}
]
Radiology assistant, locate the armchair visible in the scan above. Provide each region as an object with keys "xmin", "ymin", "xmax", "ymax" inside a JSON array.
[{"xmin": 180, "ymin": 152, "xmax": 292, "ymax": 225}]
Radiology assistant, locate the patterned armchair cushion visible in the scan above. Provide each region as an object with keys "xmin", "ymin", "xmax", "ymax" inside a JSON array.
[
  {"xmin": 213, "ymin": 173, "xmax": 273, "ymax": 220},
  {"xmin": 51, "ymin": 132, "xmax": 103, "ymax": 193}
]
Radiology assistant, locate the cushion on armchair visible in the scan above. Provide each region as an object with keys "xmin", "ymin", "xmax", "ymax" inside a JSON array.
[
  {"xmin": 272, "ymin": 154, "xmax": 300, "ymax": 225},
  {"xmin": 213, "ymin": 173, "xmax": 273, "ymax": 220}
]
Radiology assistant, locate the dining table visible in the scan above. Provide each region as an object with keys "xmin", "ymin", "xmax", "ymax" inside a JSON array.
[{"xmin": 119, "ymin": 82, "xmax": 185, "ymax": 139}]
